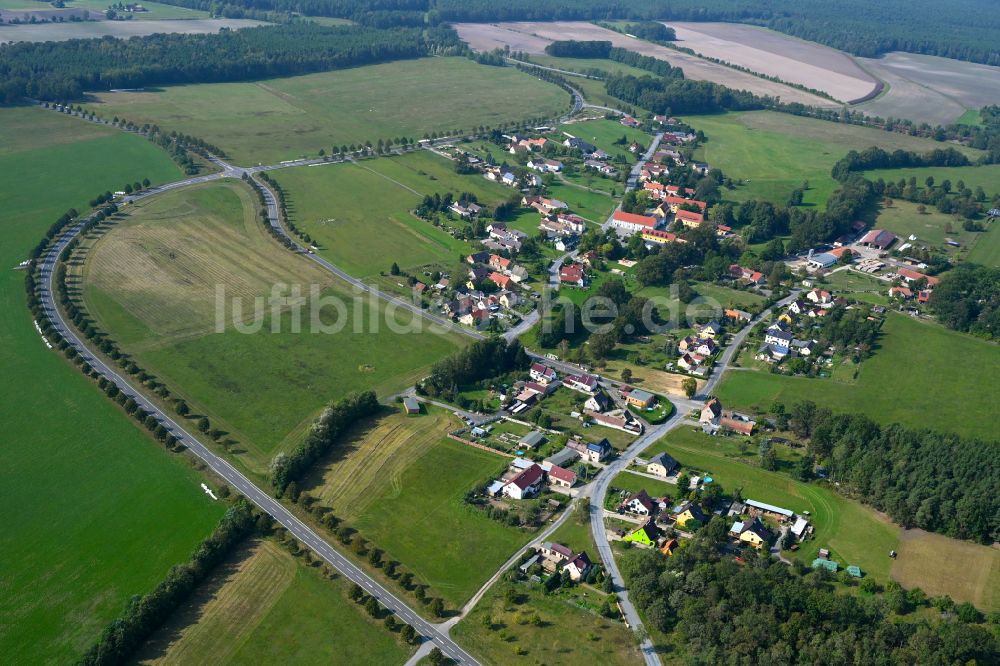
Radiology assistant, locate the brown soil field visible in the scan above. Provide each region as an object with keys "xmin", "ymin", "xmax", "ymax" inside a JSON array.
[
  {"xmin": 455, "ymin": 21, "xmax": 841, "ymax": 109},
  {"xmin": 667, "ymin": 22, "xmax": 877, "ymax": 103},
  {"xmin": 857, "ymin": 52, "xmax": 1000, "ymax": 125},
  {"xmin": 0, "ymin": 17, "xmax": 262, "ymax": 43},
  {"xmin": 891, "ymin": 528, "xmax": 1000, "ymax": 611}
]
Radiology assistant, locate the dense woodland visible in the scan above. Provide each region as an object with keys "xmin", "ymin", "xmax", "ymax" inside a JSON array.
[
  {"xmin": 783, "ymin": 403, "xmax": 1000, "ymax": 543},
  {"xmin": 929, "ymin": 265, "xmax": 1000, "ymax": 339},
  {"xmin": 620, "ymin": 525, "xmax": 998, "ymax": 663},
  {"xmin": 0, "ymin": 23, "xmax": 463, "ymax": 102},
  {"xmin": 418, "ymin": 338, "xmax": 530, "ymax": 400}
]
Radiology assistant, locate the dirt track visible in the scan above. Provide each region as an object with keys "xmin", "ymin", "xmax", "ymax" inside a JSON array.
[{"xmin": 455, "ymin": 21, "xmax": 842, "ymax": 109}]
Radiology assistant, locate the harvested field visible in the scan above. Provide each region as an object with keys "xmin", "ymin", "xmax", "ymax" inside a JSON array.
[
  {"xmin": 891, "ymin": 529, "xmax": 999, "ymax": 611},
  {"xmin": 0, "ymin": 17, "xmax": 262, "ymax": 43},
  {"xmin": 857, "ymin": 52, "xmax": 1000, "ymax": 125},
  {"xmin": 305, "ymin": 409, "xmax": 460, "ymax": 511},
  {"xmin": 455, "ymin": 21, "xmax": 840, "ymax": 109},
  {"xmin": 667, "ymin": 22, "xmax": 877, "ymax": 103}
]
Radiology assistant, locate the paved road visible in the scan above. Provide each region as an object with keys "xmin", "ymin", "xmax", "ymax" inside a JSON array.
[
  {"xmin": 585, "ymin": 289, "xmax": 801, "ymax": 665},
  {"xmin": 601, "ymin": 131, "xmax": 664, "ymax": 233},
  {"xmin": 37, "ymin": 216, "xmax": 483, "ymax": 665}
]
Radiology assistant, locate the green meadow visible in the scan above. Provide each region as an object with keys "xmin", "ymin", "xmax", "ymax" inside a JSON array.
[
  {"xmin": 82, "ymin": 57, "xmax": 571, "ymax": 165},
  {"xmin": 0, "ymin": 106, "xmax": 226, "ymax": 663},
  {"xmin": 689, "ymin": 111, "xmax": 982, "ymax": 207},
  {"xmin": 717, "ymin": 312, "xmax": 1000, "ymax": 441}
]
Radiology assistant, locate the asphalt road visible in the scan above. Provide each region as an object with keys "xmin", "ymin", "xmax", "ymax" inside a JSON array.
[
  {"xmin": 37, "ymin": 216, "xmax": 483, "ymax": 666},
  {"xmin": 586, "ymin": 289, "xmax": 801, "ymax": 665}
]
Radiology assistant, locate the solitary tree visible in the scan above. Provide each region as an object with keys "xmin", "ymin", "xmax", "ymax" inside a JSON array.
[{"xmin": 682, "ymin": 377, "xmax": 697, "ymax": 399}]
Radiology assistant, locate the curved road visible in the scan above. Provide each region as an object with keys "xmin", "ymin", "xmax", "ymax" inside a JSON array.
[{"xmin": 587, "ymin": 289, "xmax": 800, "ymax": 665}]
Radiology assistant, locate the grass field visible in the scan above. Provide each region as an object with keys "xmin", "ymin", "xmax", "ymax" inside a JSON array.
[
  {"xmin": 0, "ymin": 106, "xmax": 230, "ymax": 662},
  {"xmin": 610, "ymin": 470, "xmax": 676, "ymax": 501},
  {"xmin": 821, "ymin": 269, "xmax": 890, "ymax": 304},
  {"xmin": 136, "ymin": 539, "xmax": 413, "ymax": 665},
  {"xmin": 648, "ymin": 427, "xmax": 901, "ymax": 579},
  {"xmin": 453, "ymin": 577, "xmax": 640, "ymax": 666},
  {"xmin": 864, "ymin": 164, "xmax": 1000, "ymax": 199},
  {"xmin": 717, "ymin": 312, "xmax": 1000, "ymax": 441},
  {"xmin": 81, "ymin": 57, "xmax": 571, "ymax": 165},
  {"xmin": 559, "ymin": 117, "xmax": 650, "ymax": 163},
  {"xmin": 272, "ymin": 153, "xmax": 498, "ymax": 279},
  {"xmin": 307, "ymin": 413, "xmax": 531, "ymax": 607},
  {"xmin": 872, "ymin": 200, "xmax": 979, "ymax": 259},
  {"xmin": 890, "ymin": 529, "xmax": 999, "ymax": 611},
  {"xmin": 545, "ymin": 181, "xmax": 616, "ymax": 222},
  {"xmin": 689, "ymin": 111, "xmax": 982, "ymax": 207},
  {"xmin": 81, "ymin": 180, "xmax": 466, "ymax": 469}
]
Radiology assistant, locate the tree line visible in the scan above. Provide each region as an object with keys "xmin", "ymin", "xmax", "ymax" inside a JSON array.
[
  {"xmin": 0, "ymin": 23, "xmax": 464, "ymax": 102},
  {"xmin": 619, "ymin": 522, "xmax": 998, "ymax": 663},
  {"xmin": 418, "ymin": 337, "xmax": 530, "ymax": 400},
  {"xmin": 784, "ymin": 401, "xmax": 999, "ymax": 543},
  {"xmin": 79, "ymin": 501, "xmax": 259, "ymax": 665},
  {"xmin": 929, "ymin": 265, "xmax": 1000, "ymax": 340},
  {"xmin": 270, "ymin": 391, "xmax": 381, "ymax": 495}
]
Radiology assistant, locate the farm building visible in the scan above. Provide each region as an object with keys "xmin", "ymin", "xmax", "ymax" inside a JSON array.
[
  {"xmin": 402, "ymin": 397, "xmax": 421, "ymax": 414},
  {"xmin": 626, "ymin": 389, "xmax": 655, "ymax": 409},
  {"xmin": 812, "ymin": 558, "xmax": 839, "ymax": 572},
  {"xmin": 518, "ymin": 431, "xmax": 546, "ymax": 450},
  {"xmin": 745, "ymin": 499, "xmax": 795, "ymax": 522}
]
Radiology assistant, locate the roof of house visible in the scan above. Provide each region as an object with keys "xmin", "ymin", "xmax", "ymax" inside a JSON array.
[
  {"xmin": 508, "ymin": 464, "xmax": 544, "ymax": 490},
  {"xmin": 628, "ymin": 388, "xmax": 654, "ymax": 403},
  {"xmin": 720, "ymin": 416, "xmax": 754, "ymax": 436},
  {"xmin": 403, "ymin": 396, "xmax": 420, "ymax": 411},
  {"xmin": 897, "ymin": 267, "xmax": 940, "ymax": 285},
  {"xmin": 560, "ymin": 264, "xmax": 585, "ymax": 282},
  {"xmin": 745, "ymin": 499, "xmax": 794, "ymax": 518},
  {"xmin": 542, "ymin": 541, "xmax": 574, "ymax": 558},
  {"xmin": 648, "ymin": 452, "xmax": 677, "ymax": 470},
  {"xmin": 547, "ymin": 464, "xmax": 576, "ymax": 484},
  {"xmin": 676, "ymin": 209, "xmax": 705, "ymax": 223},
  {"xmin": 569, "ymin": 551, "xmax": 592, "ymax": 570},
  {"xmin": 674, "ymin": 501, "xmax": 707, "ymax": 523},
  {"xmin": 860, "ymin": 228, "xmax": 897, "ymax": 248},
  {"xmin": 702, "ymin": 398, "xmax": 722, "ymax": 418},
  {"xmin": 624, "ymin": 489, "xmax": 657, "ymax": 513},
  {"xmin": 613, "ymin": 211, "xmax": 658, "ymax": 228},
  {"xmin": 587, "ymin": 438, "xmax": 611, "ymax": 453}
]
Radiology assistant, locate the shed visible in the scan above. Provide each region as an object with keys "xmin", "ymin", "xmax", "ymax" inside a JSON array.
[
  {"xmin": 402, "ymin": 397, "xmax": 421, "ymax": 414},
  {"xmin": 519, "ymin": 554, "xmax": 540, "ymax": 573},
  {"xmin": 846, "ymin": 565, "xmax": 863, "ymax": 578},
  {"xmin": 519, "ymin": 431, "xmax": 546, "ymax": 449}
]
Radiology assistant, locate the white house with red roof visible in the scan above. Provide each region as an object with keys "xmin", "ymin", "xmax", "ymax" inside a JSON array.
[
  {"xmin": 559, "ymin": 263, "xmax": 586, "ymax": 287},
  {"xmin": 611, "ymin": 211, "xmax": 659, "ymax": 235},
  {"xmin": 530, "ymin": 362, "xmax": 558, "ymax": 385},
  {"xmin": 503, "ymin": 463, "xmax": 545, "ymax": 500}
]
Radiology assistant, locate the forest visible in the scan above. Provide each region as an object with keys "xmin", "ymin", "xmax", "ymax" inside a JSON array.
[
  {"xmin": 418, "ymin": 338, "xmax": 529, "ymax": 400},
  {"xmin": 619, "ymin": 525, "xmax": 998, "ymax": 663},
  {"xmin": 929, "ymin": 265, "xmax": 1000, "ymax": 340},
  {"xmin": 784, "ymin": 402, "xmax": 999, "ymax": 543},
  {"xmin": 0, "ymin": 23, "xmax": 463, "ymax": 102}
]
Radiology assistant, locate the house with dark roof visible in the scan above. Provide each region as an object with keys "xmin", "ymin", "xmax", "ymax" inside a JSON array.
[
  {"xmin": 859, "ymin": 229, "xmax": 897, "ymax": 250},
  {"xmin": 646, "ymin": 452, "xmax": 677, "ymax": 477},
  {"xmin": 564, "ymin": 552, "xmax": 592, "ymax": 581},
  {"xmin": 673, "ymin": 501, "xmax": 708, "ymax": 527},
  {"xmin": 619, "ymin": 489, "xmax": 657, "ymax": 516},
  {"xmin": 623, "ymin": 519, "xmax": 660, "ymax": 547}
]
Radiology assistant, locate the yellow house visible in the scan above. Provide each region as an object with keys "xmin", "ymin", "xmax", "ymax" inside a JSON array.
[
  {"xmin": 731, "ymin": 517, "xmax": 770, "ymax": 549},
  {"xmin": 674, "ymin": 501, "xmax": 707, "ymax": 527},
  {"xmin": 778, "ymin": 313, "xmax": 794, "ymax": 325}
]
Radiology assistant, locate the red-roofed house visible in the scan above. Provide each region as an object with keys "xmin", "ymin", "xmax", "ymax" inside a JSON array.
[
  {"xmin": 489, "ymin": 254, "xmax": 512, "ymax": 272},
  {"xmin": 503, "ymin": 464, "xmax": 544, "ymax": 500},
  {"xmin": 488, "ymin": 272, "xmax": 513, "ymax": 289},
  {"xmin": 676, "ymin": 209, "xmax": 705, "ymax": 228},
  {"xmin": 889, "ymin": 286, "xmax": 912, "ymax": 299},
  {"xmin": 547, "ymin": 465, "xmax": 577, "ymax": 488},
  {"xmin": 560, "ymin": 263, "xmax": 586, "ymax": 287},
  {"xmin": 897, "ymin": 267, "xmax": 940, "ymax": 286},
  {"xmin": 611, "ymin": 211, "xmax": 659, "ymax": 234},
  {"xmin": 859, "ymin": 229, "xmax": 897, "ymax": 250},
  {"xmin": 642, "ymin": 228, "xmax": 677, "ymax": 245}
]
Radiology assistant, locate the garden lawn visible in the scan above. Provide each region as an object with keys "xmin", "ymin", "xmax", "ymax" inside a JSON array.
[
  {"xmin": 0, "ymin": 106, "xmax": 227, "ymax": 663},
  {"xmin": 689, "ymin": 111, "xmax": 982, "ymax": 207},
  {"xmin": 134, "ymin": 539, "xmax": 413, "ymax": 664},
  {"xmin": 716, "ymin": 312, "xmax": 1000, "ymax": 441},
  {"xmin": 271, "ymin": 157, "xmax": 476, "ymax": 279},
  {"xmin": 319, "ymin": 436, "xmax": 530, "ymax": 608},
  {"xmin": 545, "ymin": 181, "xmax": 616, "ymax": 222},
  {"xmin": 82, "ymin": 58, "xmax": 571, "ymax": 165},
  {"xmin": 81, "ymin": 180, "xmax": 466, "ymax": 470},
  {"xmin": 559, "ymin": 117, "xmax": 652, "ymax": 163}
]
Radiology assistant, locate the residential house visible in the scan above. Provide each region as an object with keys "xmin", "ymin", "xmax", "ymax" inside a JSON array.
[
  {"xmin": 623, "ymin": 520, "xmax": 660, "ymax": 547},
  {"xmin": 530, "ymin": 363, "xmax": 558, "ymax": 385},
  {"xmin": 527, "ymin": 158, "xmax": 563, "ymax": 173},
  {"xmin": 467, "ymin": 251, "xmax": 490, "ymax": 265},
  {"xmin": 559, "ymin": 263, "xmax": 586, "ymax": 287},
  {"xmin": 724, "ymin": 308, "xmax": 752, "ymax": 323},
  {"xmin": 459, "ymin": 308, "xmax": 491, "ymax": 328},
  {"xmin": 564, "ymin": 373, "xmax": 599, "ymax": 394},
  {"xmin": 719, "ymin": 415, "xmax": 754, "ymax": 436},
  {"xmin": 700, "ymin": 321, "xmax": 722, "ymax": 338},
  {"xmin": 620, "ymin": 115, "xmax": 641, "ymax": 128},
  {"xmin": 450, "ymin": 202, "xmax": 482, "ymax": 217},
  {"xmin": 564, "ymin": 552, "xmax": 592, "ymax": 581},
  {"xmin": 730, "ymin": 264, "xmax": 765, "ymax": 286},
  {"xmin": 563, "ymin": 136, "xmax": 596, "ymax": 154},
  {"xmin": 499, "ymin": 290, "xmax": 520, "ymax": 308},
  {"xmin": 501, "ymin": 171, "xmax": 517, "ymax": 187},
  {"xmin": 700, "ymin": 398, "xmax": 722, "ymax": 426},
  {"xmin": 538, "ymin": 541, "xmax": 573, "ymax": 569},
  {"xmin": 556, "ymin": 213, "xmax": 588, "ymax": 234},
  {"xmin": 584, "ymin": 159, "xmax": 617, "ymax": 176},
  {"xmin": 643, "ymin": 181, "xmax": 667, "ymax": 199},
  {"xmin": 625, "ymin": 388, "xmax": 655, "ymax": 410},
  {"xmin": 585, "ymin": 409, "xmax": 643, "ymax": 435},
  {"xmin": 642, "ymin": 228, "xmax": 678, "ymax": 245},
  {"xmin": 677, "ymin": 353, "xmax": 705, "ymax": 373},
  {"xmin": 584, "ymin": 391, "xmax": 610, "ymax": 413},
  {"xmin": 660, "ymin": 538, "xmax": 678, "ymax": 556},
  {"xmin": 646, "ymin": 452, "xmax": 678, "ymax": 478},
  {"xmin": 806, "ymin": 288, "xmax": 832, "ymax": 305},
  {"xmin": 489, "ymin": 254, "xmax": 512, "ymax": 273},
  {"xmin": 674, "ymin": 501, "xmax": 708, "ymax": 528},
  {"xmin": 611, "ymin": 211, "xmax": 659, "ymax": 235},
  {"xmin": 619, "ymin": 489, "xmax": 657, "ymax": 516},
  {"xmin": 547, "ymin": 464, "xmax": 577, "ymax": 488},
  {"xmin": 730, "ymin": 516, "xmax": 771, "ymax": 549},
  {"xmin": 897, "ymin": 267, "xmax": 940, "ymax": 287},
  {"xmin": 488, "ymin": 272, "xmax": 513, "ymax": 290},
  {"xmin": 764, "ymin": 327, "xmax": 793, "ymax": 351},
  {"xmin": 889, "ymin": 286, "xmax": 913, "ymax": 299},
  {"xmin": 503, "ymin": 463, "xmax": 545, "ymax": 500},
  {"xmin": 568, "ymin": 437, "xmax": 613, "ymax": 463},
  {"xmin": 509, "ymin": 266, "xmax": 529, "ymax": 284}
]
